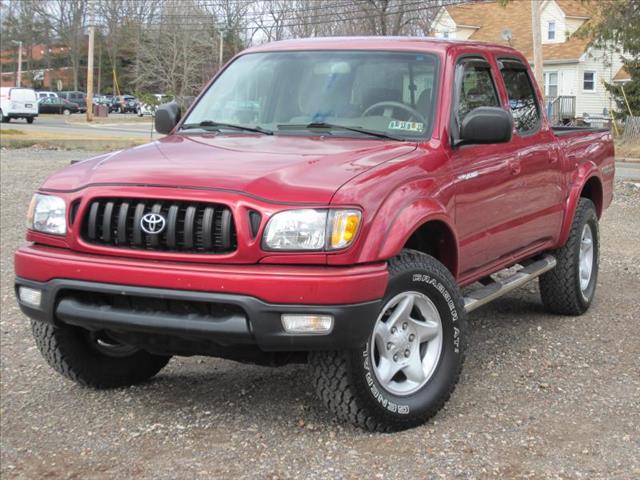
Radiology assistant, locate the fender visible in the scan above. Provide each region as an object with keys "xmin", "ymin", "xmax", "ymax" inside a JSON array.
[
  {"xmin": 557, "ymin": 162, "xmax": 603, "ymax": 247},
  {"xmin": 369, "ymin": 197, "xmax": 458, "ymax": 271}
]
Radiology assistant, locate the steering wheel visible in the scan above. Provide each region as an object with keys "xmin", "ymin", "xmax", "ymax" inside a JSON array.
[{"xmin": 362, "ymin": 101, "xmax": 427, "ymax": 124}]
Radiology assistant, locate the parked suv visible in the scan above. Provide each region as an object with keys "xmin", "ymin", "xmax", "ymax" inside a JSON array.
[
  {"xmin": 58, "ymin": 91, "xmax": 87, "ymax": 112},
  {"xmin": 116, "ymin": 95, "xmax": 138, "ymax": 113},
  {"xmin": 15, "ymin": 38, "xmax": 614, "ymax": 432}
]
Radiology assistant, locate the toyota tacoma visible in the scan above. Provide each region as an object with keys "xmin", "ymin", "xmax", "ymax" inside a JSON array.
[{"xmin": 15, "ymin": 38, "xmax": 614, "ymax": 431}]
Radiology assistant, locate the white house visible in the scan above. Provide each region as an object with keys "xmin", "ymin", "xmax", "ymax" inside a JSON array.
[{"xmin": 432, "ymin": 0, "xmax": 628, "ymax": 120}]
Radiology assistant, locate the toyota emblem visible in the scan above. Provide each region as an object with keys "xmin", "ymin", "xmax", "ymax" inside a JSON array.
[{"xmin": 140, "ymin": 213, "xmax": 166, "ymax": 235}]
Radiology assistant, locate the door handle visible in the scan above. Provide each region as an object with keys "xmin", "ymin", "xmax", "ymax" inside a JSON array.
[{"xmin": 509, "ymin": 159, "xmax": 521, "ymax": 175}]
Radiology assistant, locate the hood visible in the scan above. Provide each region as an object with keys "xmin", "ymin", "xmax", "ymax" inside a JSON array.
[{"xmin": 41, "ymin": 134, "xmax": 417, "ymax": 204}]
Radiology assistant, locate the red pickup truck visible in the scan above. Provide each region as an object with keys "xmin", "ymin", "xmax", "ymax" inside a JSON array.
[{"xmin": 15, "ymin": 38, "xmax": 614, "ymax": 431}]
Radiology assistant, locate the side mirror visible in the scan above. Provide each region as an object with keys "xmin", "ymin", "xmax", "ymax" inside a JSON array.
[
  {"xmin": 458, "ymin": 107, "xmax": 513, "ymax": 145},
  {"xmin": 155, "ymin": 102, "xmax": 181, "ymax": 134}
]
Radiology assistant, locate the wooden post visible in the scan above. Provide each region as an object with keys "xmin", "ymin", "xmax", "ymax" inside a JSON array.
[
  {"xmin": 86, "ymin": 24, "xmax": 95, "ymax": 121},
  {"xmin": 86, "ymin": 0, "xmax": 96, "ymax": 120}
]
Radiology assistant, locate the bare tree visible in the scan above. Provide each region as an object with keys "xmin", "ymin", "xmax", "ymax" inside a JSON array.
[
  {"xmin": 134, "ymin": 0, "xmax": 216, "ymax": 96},
  {"xmin": 33, "ymin": 0, "xmax": 88, "ymax": 90}
]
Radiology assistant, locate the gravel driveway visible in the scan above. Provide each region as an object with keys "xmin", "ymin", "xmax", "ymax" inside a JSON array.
[{"xmin": 1, "ymin": 149, "xmax": 639, "ymax": 479}]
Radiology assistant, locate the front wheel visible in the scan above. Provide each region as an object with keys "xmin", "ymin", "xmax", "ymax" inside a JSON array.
[
  {"xmin": 1, "ymin": 110, "xmax": 10, "ymax": 123},
  {"xmin": 310, "ymin": 250, "xmax": 467, "ymax": 432},
  {"xmin": 31, "ymin": 320, "xmax": 171, "ymax": 389},
  {"xmin": 539, "ymin": 198, "xmax": 599, "ymax": 315},
  {"xmin": 63, "ymin": 108, "xmax": 71, "ymax": 115}
]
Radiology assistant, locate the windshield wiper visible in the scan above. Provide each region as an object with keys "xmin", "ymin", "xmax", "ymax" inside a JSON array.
[
  {"xmin": 277, "ymin": 122, "xmax": 404, "ymax": 141},
  {"xmin": 181, "ymin": 120, "xmax": 273, "ymax": 135}
]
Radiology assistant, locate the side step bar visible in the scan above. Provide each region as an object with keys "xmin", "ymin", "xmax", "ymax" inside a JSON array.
[{"xmin": 463, "ymin": 255, "xmax": 557, "ymax": 313}]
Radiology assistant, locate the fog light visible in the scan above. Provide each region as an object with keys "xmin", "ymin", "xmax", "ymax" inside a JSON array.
[
  {"xmin": 19, "ymin": 286, "xmax": 42, "ymax": 307},
  {"xmin": 281, "ymin": 314, "xmax": 334, "ymax": 334}
]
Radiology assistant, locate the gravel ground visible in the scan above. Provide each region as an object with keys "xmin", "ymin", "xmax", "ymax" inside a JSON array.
[{"xmin": 1, "ymin": 149, "xmax": 639, "ymax": 480}]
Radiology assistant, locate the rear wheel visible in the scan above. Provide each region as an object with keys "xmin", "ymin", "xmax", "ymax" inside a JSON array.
[
  {"xmin": 310, "ymin": 250, "xmax": 467, "ymax": 432},
  {"xmin": 26, "ymin": 117, "xmax": 34, "ymax": 124},
  {"xmin": 31, "ymin": 320, "xmax": 171, "ymax": 389},
  {"xmin": 539, "ymin": 198, "xmax": 599, "ymax": 315}
]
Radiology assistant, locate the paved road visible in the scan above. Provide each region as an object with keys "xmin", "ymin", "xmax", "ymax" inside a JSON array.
[
  {"xmin": 616, "ymin": 161, "xmax": 640, "ymax": 181},
  {"xmin": 1, "ymin": 149, "xmax": 639, "ymax": 479},
  {"xmin": 1, "ymin": 113, "xmax": 158, "ymax": 140}
]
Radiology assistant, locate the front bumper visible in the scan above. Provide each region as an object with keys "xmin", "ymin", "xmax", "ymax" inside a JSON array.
[{"xmin": 15, "ymin": 244, "xmax": 388, "ymax": 350}]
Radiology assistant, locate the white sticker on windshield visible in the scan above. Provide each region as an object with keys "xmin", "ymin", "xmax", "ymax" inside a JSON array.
[{"xmin": 388, "ymin": 120, "xmax": 424, "ymax": 132}]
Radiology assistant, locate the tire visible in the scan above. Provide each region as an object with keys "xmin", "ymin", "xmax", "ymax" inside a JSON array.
[
  {"xmin": 310, "ymin": 250, "xmax": 467, "ymax": 432},
  {"xmin": 31, "ymin": 320, "xmax": 171, "ymax": 389},
  {"xmin": 539, "ymin": 198, "xmax": 599, "ymax": 315},
  {"xmin": 26, "ymin": 117, "xmax": 34, "ymax": 124},
  {"xmin": 1, "ymin": 110, "xmax": 10, "ymax": 123},
  {"xmin": 63, "ymin": 108, "xmax": 71, "ymax": 116}
]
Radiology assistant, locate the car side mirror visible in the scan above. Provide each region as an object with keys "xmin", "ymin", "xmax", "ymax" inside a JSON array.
[
  {"xmin": 155, "ymin": 102, "xmax": 181, "ymax": 134},
  {"xmin": 458, "ymin": 107, "xmax": 513, "ymax": 146}
]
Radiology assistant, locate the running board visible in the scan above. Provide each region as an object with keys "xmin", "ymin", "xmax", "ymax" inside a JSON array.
[{"xmin": 463, "ymin": 255, "xmax": 557, "ymax": 313}]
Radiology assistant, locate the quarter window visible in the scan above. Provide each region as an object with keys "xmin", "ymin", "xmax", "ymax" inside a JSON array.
[
  {"xmin": 583, "ymin": 71, "xmax": 595, "ymax": 91},
  {"xmin": 499, "ymin": 61, "xmax": 541, "ymax": 134}
]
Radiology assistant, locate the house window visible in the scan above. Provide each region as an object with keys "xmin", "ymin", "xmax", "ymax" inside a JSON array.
[
  {"xmin": 440, "ymin": 31, "xmax": 449, "ymax": 39},
  {"xmin": 583, "ymin": 71, "xmax": 596, "ymax": 91},
  {"xmin": 544, "ymin": 72, "xmax": 558, "ymax": 98},
  {"xmin": 548, "ymin": 21, "xmax": 556, "ymax": 40}
]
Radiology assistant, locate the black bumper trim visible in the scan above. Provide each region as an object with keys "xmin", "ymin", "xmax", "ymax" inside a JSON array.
[{"xmin": 15, "ymin": 277, "xmax": 381, "ymax": 351}]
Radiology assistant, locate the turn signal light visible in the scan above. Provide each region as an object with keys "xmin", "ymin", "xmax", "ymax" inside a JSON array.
[
  {"xmin": 329, "ymin": 210, "xmax": 361, "ymax": 250},
  {"xmin": 281, "ymin": 314, "xmax": 334, "ymax": 334}
]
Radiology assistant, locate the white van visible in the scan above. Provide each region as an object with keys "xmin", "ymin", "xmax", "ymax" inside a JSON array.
[{"xmin": 0, "ymin": 87, "xmax": 39, "ymax": 123}]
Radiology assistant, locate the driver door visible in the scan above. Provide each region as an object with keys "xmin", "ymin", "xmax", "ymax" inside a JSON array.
[{"xmin": 450, "ymin": 56, "xmax": 527, "ymax": 280}]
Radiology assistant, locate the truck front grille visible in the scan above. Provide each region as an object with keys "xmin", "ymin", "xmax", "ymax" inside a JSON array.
[{"xmin": 81, "ymin": 198, "xmax": 237, "ymax": 254}]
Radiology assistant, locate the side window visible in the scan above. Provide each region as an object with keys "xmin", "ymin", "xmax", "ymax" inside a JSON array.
[
  {"xmin": 454, "ymin": 60, "xmax": 500, "ymax": 128},
  {"xmin": 499, "ymin": 61, "xmax": 541, "ymax": 135}
]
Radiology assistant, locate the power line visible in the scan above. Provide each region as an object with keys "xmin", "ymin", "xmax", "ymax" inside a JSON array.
[{"xmin": 139, "ymin": 0, "xmax": 456, "ymax": 31}]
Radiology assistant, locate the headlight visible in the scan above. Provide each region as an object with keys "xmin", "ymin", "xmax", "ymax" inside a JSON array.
[
  {"xmin": 263, "ymin": 209, "xmax": 361, "ymax": 251},
  {"xmin": 27, "ymin": 194, "xmax": 66, "ymax": 235}
]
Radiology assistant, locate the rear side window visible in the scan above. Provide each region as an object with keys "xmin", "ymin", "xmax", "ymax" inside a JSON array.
[
  {"xmin": 499, "ymin": 61, "xmax": 540, "ymax": 134},
  {"xmin": 454, "ymin": 59, "xmax": 500, "ymax": 130}
]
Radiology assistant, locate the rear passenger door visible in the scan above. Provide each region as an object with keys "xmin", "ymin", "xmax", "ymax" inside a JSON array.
[
  {"xmin": 451, "ymin": 57, "xmax": 527, "ymax": 278},
  {"xmin": 497, "ymin": 59, "xmax": 564, "ymax": 247}
]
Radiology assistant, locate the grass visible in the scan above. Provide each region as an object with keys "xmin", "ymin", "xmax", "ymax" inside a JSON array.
[
  {"xmin": 65, "ymin": 115, "xmax": 153, "ymax": 125},
  {"xmin": 0, "ymin": 128, "xmax": 147, "ymax": 151},
  {"xmin": 0, "ymin": 129, "xmax": 25, "ymax": 136},
  {"xmin": 615, "ymin": 140, "xmax": 640, "ymax": 160}
]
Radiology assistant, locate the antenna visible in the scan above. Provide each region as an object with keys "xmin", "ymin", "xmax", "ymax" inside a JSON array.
[{"xmin": 501, "ymin": 29, "xmax": 513, "ymax": 45}]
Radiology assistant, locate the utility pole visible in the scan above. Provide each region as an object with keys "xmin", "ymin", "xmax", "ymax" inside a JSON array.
[
  {"xmin": 11, "ymin": 40, "xmax": 22, "ymax": 87},
  {"xmin": 531, "ymin": 0, "xmax": 544, "ymax": 91},
  {"xmin": 86, "ymin": 2, "xmax": 95, "ymax": 121},
  {"xmin": 219, "ymin": 30, "xmax": 224, "ymax": 69}
]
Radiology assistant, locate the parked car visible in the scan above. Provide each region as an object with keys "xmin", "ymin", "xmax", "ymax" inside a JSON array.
[
  {"xmin": 137, "ymin": 94, "xmax": 173, "ymax": 116},
  {"xmin": 38, "ymin": 97, "xmax": 80, "ymax": 115},
  {"xmin": 116, "ymin": 95, "xmax": 139, "ymax": 113},
  {"xmin": 58, "ymin": 91, "xmax": 87, "ymax": 112},
  {"xmin": 15, "ymin": 38, "xmax": 615, "ymax": 432},
  {"xmin": 0, "ymin": 87, "xmax": 38, "ymax": 123},
  {"xmin": 36, "ymin": 91, "xmax": 58, "ymax": 99}
]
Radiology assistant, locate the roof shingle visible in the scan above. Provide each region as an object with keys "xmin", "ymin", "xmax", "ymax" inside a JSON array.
[{"xmin": 444, "ymin": 0, "xmax": 595, "ymax": 62}]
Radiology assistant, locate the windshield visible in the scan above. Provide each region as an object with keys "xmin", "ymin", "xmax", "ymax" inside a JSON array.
[{"xmin": 183, "ymin": 50, "xmax": 439, "ymax": 140}]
